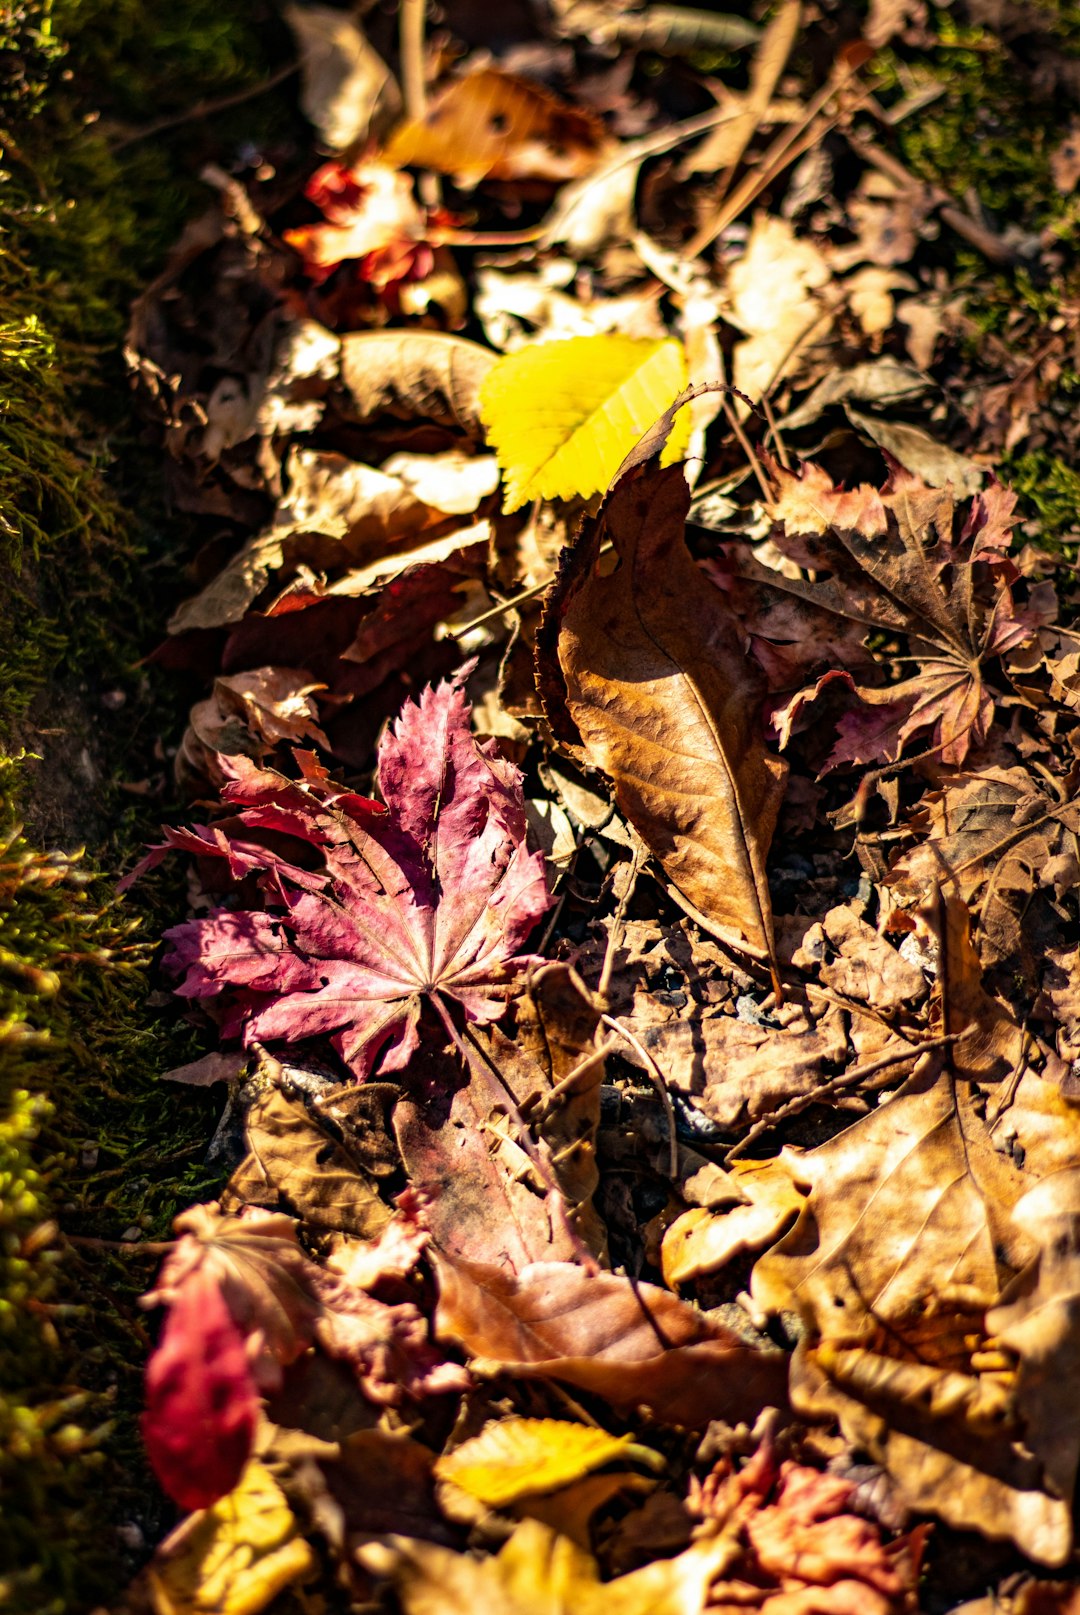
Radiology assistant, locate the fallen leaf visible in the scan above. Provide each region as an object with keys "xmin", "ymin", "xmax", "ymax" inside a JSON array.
[
  {"xmin": 286, "ymin": 2, "xmax": 400, "ymax": 152},
  {"xmin": 753, "ymin": 461, "xmax": 1048, "ymax": 767},
  {"xmin": 384, "ymin": 68, "xmax": 610, "ymax": 185},
  {"xmin": 284, "ymin": 161, "xmax": 429, "ymax": 284},
  {"xmin": 433, "ymin": 1251, "xmax": 785, "ymax": 1425},
  {"xmin": 692, "ymin": 1430, "xmax": 925, "ymax": 1615},
  {"xmin": 662, "ymin": 1159, "xmax": 806, "ymax": 1287},
  {"xmin": 748, "ymin": 976, "xmax": 1075, "ymax": 1562},
  {"xmin": 157, "ymin": 675, "xmax": 552, "ymax": 1077},
  {"xmin": 147, "ymin": 1459, "xmax": 316, "ymax": 1615},
  {"xmin": 434, "ymin": 1417, "xmax": 660, "ymax": 1506},
  {"xmin": 142, "ymin": 1265, "xmax": 263, "ymax": 1513},
  {"xmin": 539, "ymin": 454, "xmax": 787, "ymax": 968},
  {"xmin": 360, "ymin": 1515, "xmax": 740, "ymax": 1615},
  {"xmin": 235, "ymin": 1086, "xmax": 393, "ymax": 1236},
  {"xmin": 177, "ymin": 667, "xmax": 329, "ymax": 789},
  {"xmin": 480, "ymin": 334, "xmax": 689, "ymax": 511},
  {"xmin": 725, "ymin": 213, "xmax": 833, "ymax": 404},
  {"xmin": 339, "ymin": 329, "xmax": 495, "ymax": 434}
]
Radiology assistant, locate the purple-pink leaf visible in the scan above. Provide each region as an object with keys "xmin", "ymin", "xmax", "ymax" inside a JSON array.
[{"xmin": 154, "ymin": 674, "xmax": 552, "ymax": 1078}]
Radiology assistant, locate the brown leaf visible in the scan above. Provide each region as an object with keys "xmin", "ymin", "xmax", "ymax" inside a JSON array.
[
  {"xmin": 237, "ymin": 1087, "xmax": 393, "ymax": 1237},
  {"xmin": 539, "ymin": 456, "xmax": 787, "ymax": 968},
  {"xmin": 393, "ymin": 1045, "xmax": 578, "ymax": 1273},
  {"xmin": 889, "ymin": 766, "xmax": 1080, "ymax": 984},
  {"xmin": 620, "ymin": 995, "xmax": 849, "ymax": 1132},
  {"xmin": 662, "ymin": 1160, "xmax": 806, "ymax": 1287},
  {"xmin": 383, "ymin": 68, "xmax": 611, "ymax": 186},
  {"xmin": 338, "ymin": 330, "xmax": 496, "ymax": 434},
  {"xmin": 432, "ymin": 1252, "xmax": 786, "ymax": 1425},
  {"xmin": 747, "ymin": 1017, "xmax": 1075, "ymax": 1559}
]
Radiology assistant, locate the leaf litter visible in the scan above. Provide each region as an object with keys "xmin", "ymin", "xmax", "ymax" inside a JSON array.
[{"xmin": 111, "ymin": 2, "xmax": 1080, "ymax": 1611}]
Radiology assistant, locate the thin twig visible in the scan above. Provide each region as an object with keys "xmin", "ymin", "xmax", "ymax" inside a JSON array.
[
  {"xmin": 724, "ymin": 1032, "xmax": 959, "ymax": 1162},
  {"xmin": 111, "ymin": 62, "xmax": 298, "ymax": 152},
  {"xmin": 63, "ymin": 1235, "xmax": 175, "ymax": 1256},
  {"xmin": 401, "ymin": 0, "xmax": 440, "ymax": 209},
  {"xmin": 597, "ymin": 842, "xmax": 647, "ymax": 1005},
  {"xmin": 600, "ymin": 1013, "xmax": 679, "ymax": 1178}
]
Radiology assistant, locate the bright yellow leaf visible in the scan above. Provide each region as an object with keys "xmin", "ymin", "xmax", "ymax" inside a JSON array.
[
  {"xmin": 148, "ymin": 1459, "xmax": 316, "ymax": 1615},
  {"xmin": 434, "ymin": 1417, "xmax": 662, "ymax": 1506},
  {"xmin": 479, "ymin": 335, "xmax": 690, "ymax": 511}
]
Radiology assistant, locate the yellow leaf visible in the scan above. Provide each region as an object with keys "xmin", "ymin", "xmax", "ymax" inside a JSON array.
[
  {"xmin": 479, "ymin": 335, "xmax": 690, "ymax": 511},
  {"xmin": 148, "ymin": 1459, "xmax": 316, "ymax": 1615},
  {"xmin": 434, "ymin": 1417, "xmax": 661, "ymax": 1506}
]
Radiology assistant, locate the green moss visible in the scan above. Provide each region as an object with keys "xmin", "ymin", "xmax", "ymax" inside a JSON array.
[{"xmin": 0, "ymin": 1, "xmax": 290, "ymax": 1607}]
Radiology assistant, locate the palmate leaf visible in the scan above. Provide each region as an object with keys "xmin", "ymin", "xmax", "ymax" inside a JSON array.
[{"xmin": 479, "ymin": 335, "xmax": 690, "ymax": 511}]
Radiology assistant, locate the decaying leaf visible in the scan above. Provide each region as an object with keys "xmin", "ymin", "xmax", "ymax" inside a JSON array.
[
  {"xmin": 339, "ymin": 329, "xmax": 496, "ymax": 433},
  {"xmin": 755, "ymin": 462, "xmax": 1051, "ymax": 767},
  {"xmin": 540, "ymin": 453, "xmax": 786, "ymax": 968},
  {"xmin": 147, "ymin": 1459, "xmax": 316, "ymax": 1615},
  {"xmin": 384, "ymin": 68, "xmax": 611, "ymax": 185},
  {"xmin": 692, "ymin": 1428, "xmax": 925, "ymax": 1615},
  {"xmin": 480, "ymin": 335, "xmax": 689, "ymax": 511}
]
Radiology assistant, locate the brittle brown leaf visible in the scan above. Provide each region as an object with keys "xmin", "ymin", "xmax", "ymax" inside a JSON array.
[
  {"xmin": 432, "ymin": 1252, "xmax": 786, "ymax": 1425},
  {"xmin": 539, "ymin": 456, "xmax": 787, "ymax": 968}
]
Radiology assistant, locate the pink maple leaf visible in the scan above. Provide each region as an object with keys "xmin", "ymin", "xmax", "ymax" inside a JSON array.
[{"xmin": 157, "ymin": 674, "xmax": 552, "ymax": 1078}]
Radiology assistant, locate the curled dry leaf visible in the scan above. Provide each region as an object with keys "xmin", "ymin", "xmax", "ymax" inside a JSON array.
[
  {"xmin": 662, "ymin": 1158, "xmax": 806, "ymax": 1287},
  {"xmin": 154, "ymin": 676, "xmax": 552, "ymax": 1078},
  {"xmin": 693, "ymin": 1431, "xmax": 925, "ymax": 1615},
  {"xmin": 539, "ymin": 455, "xmax": 787, "ymax": 969},
  {"xmin": 432, "ymin": 1250, "xmax": 786, "ymax": 1425}
]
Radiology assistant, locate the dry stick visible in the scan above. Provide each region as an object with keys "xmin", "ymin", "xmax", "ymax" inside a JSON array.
[
  {"xmin": 401, "ymin": 0, "xmax": 440, "ymax": 210},
  {"xmin": 543, "ymin": 1035, "xmax": 620, "ymax": 1106},
  {"xmin": 845, "ymin": 120, "xmax": 1018, "ymax": 267},
  {"xmin": 760, "ymin": 391, "xmax": 792, "ymax": 471},
  {"xmin": 597, "ymin": 841, "xmax": 647, "ymax": 1006},
  {"xmin": 687, "ymin": 62, "xmax": 868, "ymax": 258},
  {"xmin": 111, "ymin": 62, "xmax": 299, "ymax": 152},
  {"xmin": 599, "ymin": 1013, "xmax": 679, "ymax": 1179},
  {"xmin": 722, "ymin": 395, "xmax": 775, "ymax": 501},
  {"xmin": 724, "ymin": 1031, "xmax": 960, "ymax": 1163},
  {"xmin": 63, "ymin": 1235, "xmax": 175, "ymax": 1256}
]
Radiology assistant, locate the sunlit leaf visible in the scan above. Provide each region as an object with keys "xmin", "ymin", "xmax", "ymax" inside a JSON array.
[
  {"xmin": 434, "ymin": 1417, "xmax": 661, "ymax": 1506},
  {"xmin": 147, "ymin": 1460, "xmax": 316, "ymax": 1615},
  {"xmin": 479, "ymin": 335, "xmax": 690, "ymax": 511}
]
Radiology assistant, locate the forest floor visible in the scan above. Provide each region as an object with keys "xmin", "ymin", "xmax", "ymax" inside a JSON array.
[{"xmin": 8, "ymin": 2, "xmax": 1080, "ymax": 1613}]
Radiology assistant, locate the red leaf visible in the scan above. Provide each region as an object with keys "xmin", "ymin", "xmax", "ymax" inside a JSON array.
[
  {"xmin": 156, "ymin": 674, "xmax": 552, "ymax": 1077},
  {"xmin": 142, "ymin": 1265, "xmax": 260, "ymax": 1512}
]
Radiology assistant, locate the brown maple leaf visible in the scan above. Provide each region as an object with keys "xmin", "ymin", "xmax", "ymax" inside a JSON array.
[{"xmin": 742, "ymin": 462, "xmax": 1055, "ymax": 768}]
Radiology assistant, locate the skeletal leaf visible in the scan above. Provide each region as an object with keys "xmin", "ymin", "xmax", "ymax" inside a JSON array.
[
  {"xmin": 480, "ymin": 335, "xmax": 690, "ymax": 511},
  {"xmin": 435, "ymin": 1418, "xmax": 661, "ymax": 1506},
  {"xmin": 539, "ymin": 455, "xmax": 786, "ymax": 968}
]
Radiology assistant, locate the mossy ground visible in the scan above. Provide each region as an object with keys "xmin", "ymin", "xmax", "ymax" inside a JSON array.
[
  {"xmin": 0, "ymin": 3, "xmax": 293, "ymax": 1608},
  {"xmin": 2, "ymin": 1, "xmax": 1080, "ymax": 1609}
]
